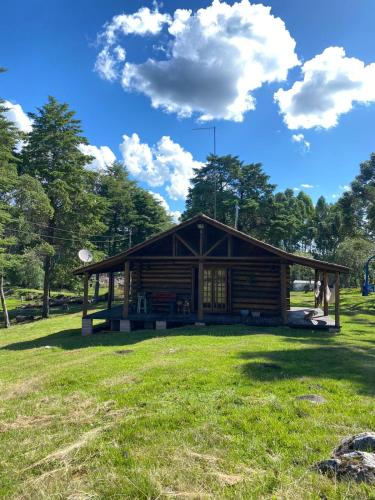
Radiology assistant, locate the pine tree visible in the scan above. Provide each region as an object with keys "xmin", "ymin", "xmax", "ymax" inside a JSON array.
[
  {"xmin": 20, "ymin": 97, "xmax": 106, "ymax": 317},
  {"xmin": 0, "ymin": 75, "xmax": 20, "ymax": 326}
]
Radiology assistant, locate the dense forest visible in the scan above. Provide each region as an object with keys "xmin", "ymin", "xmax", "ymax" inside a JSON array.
[{"xmin": 1, "ymin": 75, "xmax": 374, "ymax": 323}]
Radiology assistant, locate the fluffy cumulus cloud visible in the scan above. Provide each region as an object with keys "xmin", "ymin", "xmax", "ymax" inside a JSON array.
[
  {"xmin": 78, "ymin": 144, "xmax": 116, "ymax": 171},
  {"xmin": 148, "ymin": 191, "xmax": 181, "ymax": 222},
  {"xmin": 4, "ymin": 100, "xmax": 33, "ymax": 132},
  {"xmin": 275, "ymin": 47, "xmax": 375, "ymax": 129},
  {"xmin": 300, "ymin": 183, "xmax": 314, "ymax": 189},
  {"xmin": 291, "ymin": 133, "xmax": 310, "ymax": 152},
  {"xmin": 120, "ymin": 133, "xmax": 203, "ymax": 200},
  {"xmin": 95, "ymin": 0, "xmax": 299, "ymax": 121}
]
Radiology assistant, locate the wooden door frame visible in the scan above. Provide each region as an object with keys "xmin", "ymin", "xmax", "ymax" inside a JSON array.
[{"xmin": 202, "ymin": 265, "xmax": 229, "ymax": 314}]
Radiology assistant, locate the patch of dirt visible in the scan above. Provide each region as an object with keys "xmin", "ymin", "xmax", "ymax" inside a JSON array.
[
  {"xmin": 0, "ymin": 414, "xmax": 54, "ymax": 432},
  {"xmin": 26, "ymin": 426, "xmax": 107, "ymax": 469},
  {"xmin": 114, "ymin": 349, "xmax": 134, "ymax": 355},
  {"xmin": 0, "ymin": 376, "xmax": 43, "ymax": 400},
  {"xmin": 296, "ymin": 394, "xmax": 326, "ymax": 404},
  {"xmin": 213, "ymin": 471, "xmax": 245, "ymax": 485},
  {"xmin": 187, "ymin": 451, "xmax": 220, "ymax": 463},
  {"xmin": 100, "ymin": 374, "xmax": 139, "ymax": 387}
]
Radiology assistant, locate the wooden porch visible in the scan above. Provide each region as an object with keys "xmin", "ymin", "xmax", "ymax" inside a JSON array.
[{"xmin": 83, "ymin": 304, "xmax": 337, "ymax": 333}]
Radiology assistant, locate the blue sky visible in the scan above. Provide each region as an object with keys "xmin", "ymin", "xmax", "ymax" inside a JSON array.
[{"xmin": 1, "ymin": 0, "xmax": 375, "ymax": 219}]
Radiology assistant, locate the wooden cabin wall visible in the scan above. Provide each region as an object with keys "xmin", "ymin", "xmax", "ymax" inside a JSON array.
[
  {"xmin": 132, "ymin": 260, "xmax": 192, "ymax": 313},
  {"xmin": 130, "ymin": 259, "xmax": 288, "ymax": 317},
  {"xmin": 231, "ymin": 261, "xmax": 281, "ymax": 316}
]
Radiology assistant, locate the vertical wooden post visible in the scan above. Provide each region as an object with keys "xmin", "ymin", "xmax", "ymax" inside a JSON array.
[
  {"xmin": 83, "ymin": 272, "xmax": 89, "ymax": 318},
  {"xmin": 280, "ymin": 263, "xmax": 287, "ymax": 325},
  {"xmin": 172, "ymin": 234, "xmax": 176, "ymax": 256},
  {"xmin": 314, "ymin": 269, "xmax": 319, "ymax": 308},
  {"xmin": 198, "ymin": 224, "xmax": 204, "ymax": 256},
  {"xmin": 227, "ymin": 235, "xmax": 232, "ymax": 257},
  {"xmin": 323, "ymin": 271, "xmax": 329, "ymax": 316},
  {"xmin": 123, "ymin": 261, "xmax": 130, "ymax": 319},
  {"xmin": 108, "ymin": 272, "xmax": 114, "ymax": 310},
  {"xmin": 198, "ymin": 261, "xmax": 204, "ymax": 321},
  {"xmin": 335, "ymin": 271, "xmax": 340, "ymax": 328}
]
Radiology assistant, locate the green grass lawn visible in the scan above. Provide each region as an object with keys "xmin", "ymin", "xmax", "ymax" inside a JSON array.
[{"xmin": 0, "ymin": 290, "xmax": 374, "ymax": 499}]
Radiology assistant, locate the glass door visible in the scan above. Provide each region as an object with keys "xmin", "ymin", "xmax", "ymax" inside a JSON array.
[{"xmin": 203, "ymin": 267, "xmax": 227, "ymax": 313}]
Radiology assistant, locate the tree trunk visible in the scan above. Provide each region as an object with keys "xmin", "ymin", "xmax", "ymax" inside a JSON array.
[
  {"xmin": 0, "ymin": 274, "xmax": 10, "ymax": 328},
  {"xmin": 42, "ymin": 255, "xmax": 51, "ymax": 318},
  {"xmin": 94, "ymin": 273, "xmax": 100, "ymax": 303}
]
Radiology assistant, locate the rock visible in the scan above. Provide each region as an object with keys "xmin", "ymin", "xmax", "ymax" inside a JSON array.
[
  {"xmin": 316, "ymin": 451, "xmax": 375, "ymax": 483},
  {"xmin": 334, "ymin": 432, "xmax": 375, "ymax": 455},
  {"xmin": 296, "ymin": 394, "xmax": 326, "ymax": 404},
  {"xmin": 115, "ymin": 350, "xmax": 134, "ymax": 355}
]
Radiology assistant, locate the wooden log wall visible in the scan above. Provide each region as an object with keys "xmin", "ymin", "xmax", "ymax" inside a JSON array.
[
  {"xmin": 231, "ymin": 262, "xmax": 282, "ymax": 316},
  {"xmin": 133, "ymin": 261, "xmax": 192, "ymax": 313}
]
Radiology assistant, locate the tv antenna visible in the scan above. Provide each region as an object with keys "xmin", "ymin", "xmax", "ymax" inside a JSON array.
[
  {"xmin": 193, "ymin": 125, "xmax": 218, "ymax": 218},
  {"xmin": 78, "ymin": 248, "xmax": 93, "ymax": 265}
]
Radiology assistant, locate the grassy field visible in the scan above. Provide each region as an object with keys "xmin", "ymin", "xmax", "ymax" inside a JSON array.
[{"xmin": 0, "ymin": 290, "xmax": 374, "ymax": 499}]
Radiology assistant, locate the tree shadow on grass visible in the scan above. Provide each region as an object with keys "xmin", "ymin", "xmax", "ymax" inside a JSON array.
[
  {"xmin": 238, "ymin": 345, "xmax": 375, "ymax": 395},
  {"xmin": 1, "ymin": 322, "xmax": 338, "ymax": 352}
]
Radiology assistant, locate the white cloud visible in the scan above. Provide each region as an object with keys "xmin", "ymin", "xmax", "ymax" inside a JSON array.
[
  {"xmin": 78, "ymin": 144, "xmax": 116, "ymax": 171},
  {"xmin": 4, "ymin": 100, "xmax": 33, "ymax": 133},
  {"xmin": 120, "ymin": 133, "xmax": 203, "ymax": 200},
  {"xmin": 293, "ymin": 187, "xmax": 300, "ymax": 192},
  {"xmin": 96, "ymin": 0, "xmax": 299, "ymax": 121},
  {"xmin": 275, "ymin": 47, "xmax": 375, "ymax": 129},
  {"xmin": 339, "ymin": 184, "xmax": 351, "ymax": 192},
  {"xmin": 148, "ymin": 191, "xmax": 181, "ymax": 222},
  {"xmin": 300, "ymin": 183, "xmax": 314, "ymax": 189},
  {"xmin": 332, "ymin": 194, "xmax": 339, "ymax": 199},
  {"xmin": 291, "ymin": 133, "xmax": 310, "ymax": 152}
]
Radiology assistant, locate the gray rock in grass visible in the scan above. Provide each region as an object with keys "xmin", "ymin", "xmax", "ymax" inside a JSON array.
[
  {"xmin": 315, "ymin": 432, "xmax": 375, "ymax": 484},
  {"xmin": 316, "ymin": 451, "xmax": 375, "ymax": 484},
  {"xmin": 334, "ymin": 432, "xmax": 375, "ymax": 455}
]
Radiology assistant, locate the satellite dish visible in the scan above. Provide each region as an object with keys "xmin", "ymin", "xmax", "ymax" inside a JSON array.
[{"xmin": 78, "ymin": 249, "xmax": 93, "ymax": 264}]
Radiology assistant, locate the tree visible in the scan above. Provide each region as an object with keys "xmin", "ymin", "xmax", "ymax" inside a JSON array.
[
  {"xmin": 0, "ymin": 81, "xmax": 20, "ymax": 326},
  {"xmin": 183, "ymin": 155, "xmax": 276, "ymax": 238},
  {"xmin": 20, "ymin": 97, "xmax": 106, "ymax": 317},
  {"xmin": 334, "ymin": 237, "xmax": 375, "ymax": 287},
  {"xmin": 97, "ymin": 162, "xmax": 135, "ymax": 256},
  {"xmin": 130, "ymin": 187, "xmax": 173, "ymax": 245},
  {"xmin": 313, "ymin": 196, "xmax": 342, "ymax": 258},
  {"xmin": 339, "ymin": 153, "xmax": 375, "ymax": 238}
]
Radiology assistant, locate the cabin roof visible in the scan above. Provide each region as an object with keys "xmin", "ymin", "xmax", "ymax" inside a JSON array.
[{"xmin": 73, "ymin": 213, "xmax": 349, "ymax": 275}]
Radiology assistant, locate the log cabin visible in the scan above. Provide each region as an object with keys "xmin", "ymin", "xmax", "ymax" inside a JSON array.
[{"xmin": 73, "ymin": 213, "xmax": 349, "ymax": 335}]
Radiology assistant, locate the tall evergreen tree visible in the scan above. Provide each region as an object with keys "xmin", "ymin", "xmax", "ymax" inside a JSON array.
[
  {"xmin": 0, "ymin": 88, "xmax": 19, "ymax": 326},
  {"xmin": 20, "ymin": 97, "xmax": 106, "ymax": 317}
]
